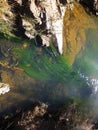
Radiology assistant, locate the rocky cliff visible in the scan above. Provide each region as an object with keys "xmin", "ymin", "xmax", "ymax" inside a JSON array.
[{"xmin": 0, "ymin": 0, "xmax": 97, "ymax": 64}]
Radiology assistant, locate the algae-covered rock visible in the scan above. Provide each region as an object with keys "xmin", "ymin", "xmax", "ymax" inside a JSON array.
[{"xmin": 63, "ymin": 3, "xmax": 96, "ymax": 64}]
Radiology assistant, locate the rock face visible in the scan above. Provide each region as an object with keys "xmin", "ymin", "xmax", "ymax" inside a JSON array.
[
  {"xmin": 0, "ymin": 0, "xmax": 97, "ymax": 64},
  {"xmin": 25, "ymin": 0, "xmax": 66, "ymax": 54},
  {"xmin": 7, "ymin": 0, "xmax": 67, "ymax": 54},
  {"xmin": 63, "ymin": 3, "xmax": 96, "ymax": 64}
]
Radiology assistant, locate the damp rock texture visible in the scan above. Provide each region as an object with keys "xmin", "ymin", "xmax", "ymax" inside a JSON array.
[{"xmin": 63, "ymin": 3, "xmax": 96, "ymax": 64}]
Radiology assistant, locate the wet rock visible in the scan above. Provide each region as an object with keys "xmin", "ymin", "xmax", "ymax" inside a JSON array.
[{"xmin": 63, "ymin": 3, "xmax": 96, "ymax": 64}]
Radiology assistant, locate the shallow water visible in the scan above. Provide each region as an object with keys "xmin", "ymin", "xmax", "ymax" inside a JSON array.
[
  {"xmin": 0, "ymin": 13, "xmax": 98, "ymax": 116},
  {"xmin": 0, "ymin": 76, "xmax": 74, "ymax": 113}
]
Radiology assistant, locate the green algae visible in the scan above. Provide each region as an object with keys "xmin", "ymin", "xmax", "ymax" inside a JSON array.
[{"xmin": 13, "ymin": 39, "xmax": 72, "ymax": 82}]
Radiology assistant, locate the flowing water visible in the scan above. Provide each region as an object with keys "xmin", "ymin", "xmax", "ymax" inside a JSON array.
[{"xmin": 0, "ymin": 9, "xmax": 98, "ymax": 124}]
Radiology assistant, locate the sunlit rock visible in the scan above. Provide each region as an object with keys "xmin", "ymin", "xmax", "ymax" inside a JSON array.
[
  {"xmin": 0, "ymin": 83, "xmax": 10, "ymax": 95},
  {"xmin": 22, "ymin": 19, "xmax": 35, "ymax": 39},
  {"xmin": 30, "ymin": 0, "xmax": 42, "ymax": 24},
  {"xmin": 41, "ymin": 35, "xmax": 50, "ymax": 47},
  {"xmin": 67, "ymin": 0, "xmax": 74, "ymax": 3},
  {"xmin": 15, "ymin": 0, "xmax": 22, "ymax": 5},
  {"xmin": 29, "ymin": 0, "xmax": 66, "ymax": 54}
]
